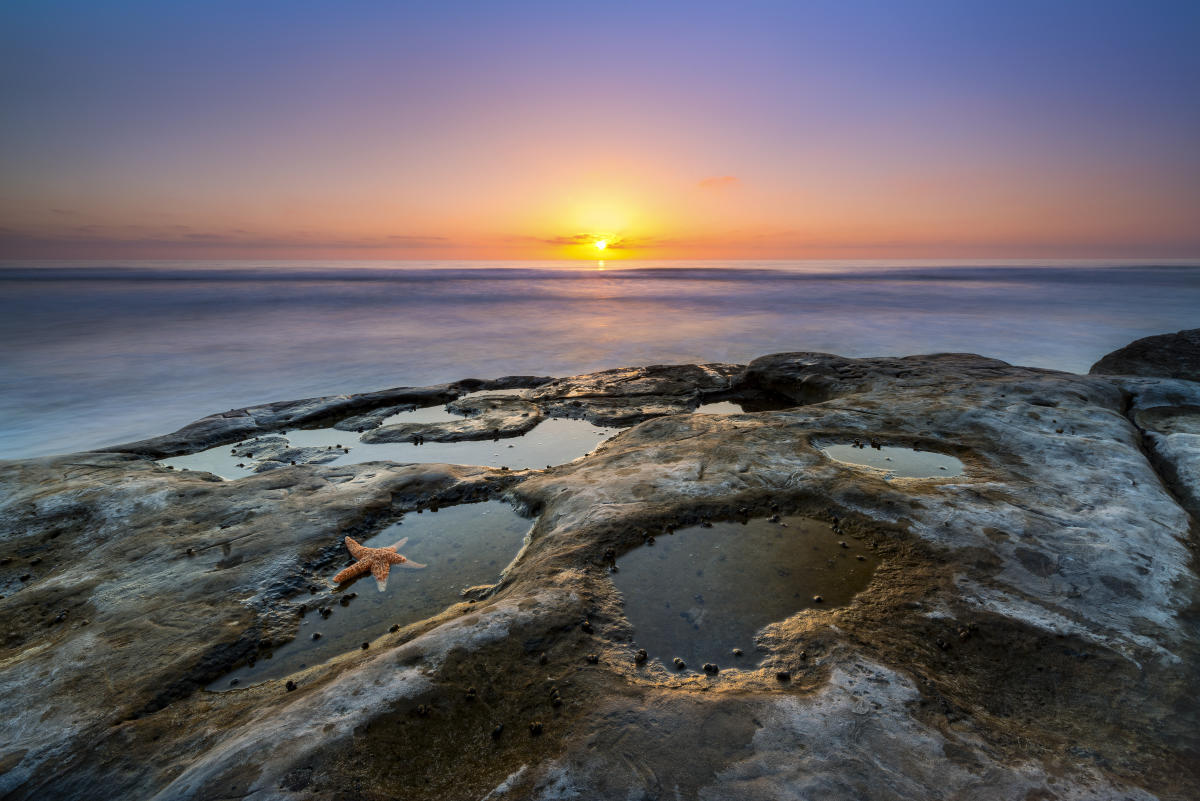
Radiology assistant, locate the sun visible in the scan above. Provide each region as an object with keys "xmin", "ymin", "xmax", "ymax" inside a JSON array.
[{"xmin": 594, "ymin": 239, "xmax": 608, "ymax": 251}]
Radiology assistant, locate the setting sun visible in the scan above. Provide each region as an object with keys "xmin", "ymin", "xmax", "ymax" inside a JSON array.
[{"xmin": 594, "ymin": 239, "xmax": 608, "ymax": 250}]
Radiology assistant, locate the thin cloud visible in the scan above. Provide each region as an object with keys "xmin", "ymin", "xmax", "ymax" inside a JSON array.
[
  {"xmin": 538, "ymin": 234, "xmax": 604, "ymax": 246},
  {"xmin": 698, "ymin": 175, "xmax": 740, "ymax": 191},
  {"xmin": 532, "ymin": 233, "xmax": 640, "ymax": 249},
  {"xmin": 0, "ymin": 225, "xmax": 453, "ymax": 253}
]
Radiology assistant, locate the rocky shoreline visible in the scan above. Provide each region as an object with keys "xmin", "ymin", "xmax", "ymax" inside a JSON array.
[{"xmin": 1, "ymin": 330, "xmax": 1198, "ymax": 800}]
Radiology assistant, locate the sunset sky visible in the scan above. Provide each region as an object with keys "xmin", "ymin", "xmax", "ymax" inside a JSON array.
[{"xmin": 1, "ymin": 0, "xmax": 1197, "ymax": 260}]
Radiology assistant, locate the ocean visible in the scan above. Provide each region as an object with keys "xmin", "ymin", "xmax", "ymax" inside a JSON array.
[{"xmin": 1, "ymin": 259, "xmax": 1197, "ymax": 460}]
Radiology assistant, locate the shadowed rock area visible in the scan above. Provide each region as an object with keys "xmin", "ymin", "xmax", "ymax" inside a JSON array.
[
  {"xmin": 1, "ymin": 338, "xmax": 1198, "ymax": 800},
  {"xmin": 1090, "ymin": 327, "xmax": 1200, "ymax": 382}
]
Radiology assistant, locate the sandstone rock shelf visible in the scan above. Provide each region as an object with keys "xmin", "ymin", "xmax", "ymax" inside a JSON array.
[{"xmin": 1, "ymin": 331, "xmax": 1197, "ymax": 800}]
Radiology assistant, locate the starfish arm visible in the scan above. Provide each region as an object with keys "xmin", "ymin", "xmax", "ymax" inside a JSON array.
[
  {"xmin": 397, "ymin": 559, "xmax": 427, "ymax": 569},
  {"xmin": 333, "ymin": 559, "xmax": 370, "ymax": 583},
  {"xmin": 388, "ymin": 537, "xmax": 408, "ymax": 551},
  {"xmin": 384, "ymin": 551, "xmax": 408, "ymax": 565},
  {"xmin": 370, "ymin": 560, "xmax": 392, "ymax": 583},
  {"xmin": 344, "ymin": 537, "xmax": 368, "ymax": 559}
]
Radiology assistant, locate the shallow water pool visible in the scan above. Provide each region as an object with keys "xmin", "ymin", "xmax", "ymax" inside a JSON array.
[
  {"xmin": 612, "ymin": 515, "xmax": 879, "ymax": 672},
  {"xmin": 820, "ymin": 443, "xmax": 964, "ymax": 478},
  {"xmin": 694, "ymin": 395, "xmax": 796, "ymax": 415},
  {"xmin": 209, "ymin": 500, "xmax": 532, "ymax": 689},
  {"xmin": 162, "ymin": 415, "xmax": 617, "ymax": 478},
  {"xmin": 376, "ymin": 388, "xmax": 529, "ymax": 427}
]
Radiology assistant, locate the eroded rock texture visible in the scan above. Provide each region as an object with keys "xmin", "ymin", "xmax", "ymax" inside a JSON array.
[
  {"xmin": 1, "ymin": 340, "xmax": 1197, "ymax": 800},
  {"xmin": 1090, "ymin": 327, "xmax": 1200, "ymax": 382}
]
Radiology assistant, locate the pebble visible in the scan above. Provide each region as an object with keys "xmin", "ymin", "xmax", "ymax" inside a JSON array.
[
  {"xmin": 776, "ymin": 670, "xmax": 791, "ymax": 682},
  {"xmin": 732, "ymin": 648, "xmax": 743, "ymax": 657},
  {"xmin": 185, "ymin": 548, "xmax": 195, "ymax": 556},
  {"xmin": 389, "ymin": 624, "xmax": 400, "ymax": 633},
  {"xmin": 812, "ymin": 595, "xmax": 824, "ymax": 602},
  {"xmin": 491, "ymin": 724, "xmax": 504, "ymax": 739},
  {"xmin": 673, "ymin": 657, "xmax": 686, "ymax": 670},
  {"xmin": 838, "ymin": 541, "xmax": 849, "ymax": 548},
  {"xmin": 634, "ymin": 648, "xmax": 647, "ymax": 664},
  {"xmin": 529, "ymin": 721, "xmax": 543, "ymax": 736},
  {"xmin": 586, "ymin": 653, "xmax": 599, "ymax": 664},
  {"xmin": 580, "ymin": 620, "xmax": 594, "ymax": 634},
  {"xmin": 856, "ymin": 555, "xmax": 866, "ymax": 561},
  {"xmin": 702, "ymin": 663, "xmax": 719, "ymax": 674},
  {"xmin": 361, "ymin": 641, "xmax": 370, "ymax": 650},
  {"xmin": 285, "ymin": 680, "xmax": 297, "ymax": 692},
  {"xmin": 466, "ymin": 687, "xmax": 477, "ymax": 701},
  {"xmin": 19, "ymin": 574, "xmax": 31, "ymax": 582},
  {"xmin": 311, "ymin": 632, "xmax": 322, "ymax": 640},
  {"xmin": 538, "ymin": 652, "xmax": 548, "ymax": 665}
]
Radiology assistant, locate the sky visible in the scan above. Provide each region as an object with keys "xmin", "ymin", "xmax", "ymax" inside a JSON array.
[{"xmin": 1, "ymin": 0, "xmax": 1198, "ymax": 260}]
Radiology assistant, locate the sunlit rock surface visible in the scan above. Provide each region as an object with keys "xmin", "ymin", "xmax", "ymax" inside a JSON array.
[{"xmin": 1, "ymin": 337, "xmax": 1197, "ymax": 800}]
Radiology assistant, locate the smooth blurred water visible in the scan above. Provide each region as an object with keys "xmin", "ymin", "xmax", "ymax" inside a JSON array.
[{"xmin": 1, "ymin": 259, "xmax": 1197, "ymax": 459}]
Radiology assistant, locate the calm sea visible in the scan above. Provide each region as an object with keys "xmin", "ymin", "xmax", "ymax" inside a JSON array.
[{"xmin": 1, "ymin": 260, "xmax": 1197, "ymax": 460}]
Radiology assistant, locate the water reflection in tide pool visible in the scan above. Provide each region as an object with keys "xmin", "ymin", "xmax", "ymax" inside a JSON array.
[
  {"xmin": 694, "ymin": 395, "xmax": 796, "ymax": 415},
  {"xmin": 209, "ymin": 500, "xmax": 531, "ymax": 689},
  {"xmin": 162, "ymin": 415, "xmax": 617, "ymax": 479},
  {"xmin": 376, "ymin": 388, "xmax": 528, "ymax": 427},
  {"xmin": 612, "ymin": 516, "xmax": 879, "ymax": 671},
  {"xmin": 820, "ymin": 443, "xmax": 964, "ymax": 478}
]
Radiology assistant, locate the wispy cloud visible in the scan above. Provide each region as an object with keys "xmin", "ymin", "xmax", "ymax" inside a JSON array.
[
  {"xmin": 698, "ymin": 175, "xmax": 739, "ymax": 191},
  {"xmin": 538, "ymin": 233, "xmax": 608, "ymax": 246},
  {"xmin": 0, "ymin": 225, "xmax": 452, "ymax": 257},
  {"xmin": 525, "ymin": 233, "xmax": 649, "ymax": 250}
]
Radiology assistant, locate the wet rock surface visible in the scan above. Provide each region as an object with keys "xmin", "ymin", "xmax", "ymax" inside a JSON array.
[
  {"xmin": 1, "ymin": 342, "xmax": 1198, "ymax": 800},
  {"xmin": 361, "ymin": 395, "xmax": 543, "ymax": 443},
  {"xmin": 231, "ymin": 435, "xmax": 345, "ymax": 472},
  {"xmin": 528, "ymin": 363, "xmax": 743, "ymax": 425}
]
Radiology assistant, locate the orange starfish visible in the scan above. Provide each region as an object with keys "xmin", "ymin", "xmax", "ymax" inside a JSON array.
[{"xmin": 333, "ymin": 536, "xmax": 426, "ymax": 591}]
